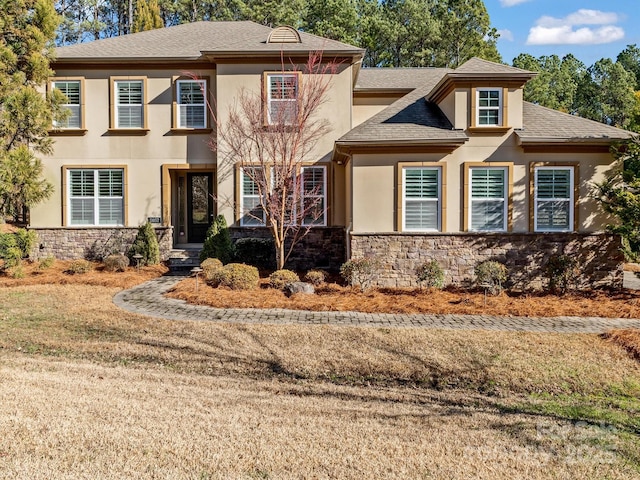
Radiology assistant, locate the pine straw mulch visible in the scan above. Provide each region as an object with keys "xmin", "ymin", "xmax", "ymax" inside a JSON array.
[
  {"xmin": 603, "ymin": 329, "xmax": 640, "ymax": 361},
  {"xmin": 167, "ymin": 277, "xmax": 640, "ymax": 319},
  {"xmin": 0, "ymin": 260, "xmax": 168, "ymax": 289}
]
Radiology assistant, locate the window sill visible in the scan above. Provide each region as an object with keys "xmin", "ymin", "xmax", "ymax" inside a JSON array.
[
  {"xmin": 468, "ymin": 126, "xmax": 512, "ymax": 134},
  {"xmin": 49, "ymin": 129, "xmax": 88, "ymax": 136},
  {"xmin": 169, "ymin": 128, "xmax": 213, "ymax": 134},
  {"xmin": 106, "ymin": 128, "xmax": 150, "ymax": 136}
]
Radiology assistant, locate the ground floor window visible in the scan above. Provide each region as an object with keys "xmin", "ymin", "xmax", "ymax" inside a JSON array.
[
  {"xmin": 402, "ymin": 166, "xmax": 441, "ymax": 231},
  {"xmin": 469, "ymin": 167, "xmax": 508, "ymax": 231},
  {"xmin": 68, "ymin": 168, "xmax": 124, "ymax": 226},
  {"xmin": 534, "ymin": 166, "xmax": 574, "ymax": 232}
]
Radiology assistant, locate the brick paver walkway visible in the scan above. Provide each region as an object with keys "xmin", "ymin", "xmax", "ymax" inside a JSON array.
[{"xmin": 112, "ymin": 274, "xmax": 640, "ymax": 333}]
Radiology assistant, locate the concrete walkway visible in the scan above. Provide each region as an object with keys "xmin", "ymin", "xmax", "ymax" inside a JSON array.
[{"xmin": 113, "ymin": 275, "xmax": 640, "ymax": 334}]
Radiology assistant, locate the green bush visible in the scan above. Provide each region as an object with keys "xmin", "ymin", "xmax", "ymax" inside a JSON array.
[
  {"xmin": 545, "ymin": 254, "xmax": 580, "ymax": 294},
  {"xmin": 201, "ymin": 257, "xmax": 223, "ymax": 281},
  {"xmin": 67, "ymin": 259, "xmax": 93, "ymax": 275},
  {"xmin": 103, "ymin": 253, "xmax": 130, "ymax": 272},
  {"xmin": 14, "ymin": 229, "xmax": 37, "ymax": 257},
  {"xmin": 37, "ymin": 255, "xmax": 55, "ymax": 270},
  {"xmin": 209, "ymin": 263, "xmax": 259, "ymax": 290},
  {"xmin": 416, "ymin": 259, "xmax": 445, "ymax": 289},
  {"xmin": 2, "ymin": 246, "xmax": 22, "ymax": 270},
  {"xmin": 0, "ymin": 228, "xmax": 36, "ymax": 270},
  {"xmin": 9, "ymin": 264, "xmax": 25, "ymax": 279},
  {"xmin": 475, "ymin": 260, "xmax": 508, "ymax": 294},
  {"xmin": 304, "ymin": 269, "xmax": 327, "ymax": 286},
  {"xmin": 129, "ymin": 222, "xmax": 160, "ymax": 266},
  {"xmin": 269, "ymin": 269, "xmax": 300, "ymax": 290},
  {"xmin": 340, "ymin": 256, "xmax": 382, "ymax": 292},
  {"xmin": 233, "ymin": 237, "xmax": 275, "ymax": 270},
  {"xmin": 199, "ymin": 215, "xmax": 234, "ymax": 264}
]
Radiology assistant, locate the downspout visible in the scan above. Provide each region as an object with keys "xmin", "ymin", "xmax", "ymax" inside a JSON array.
[{"xmin": 345, "ymin": 221, "xmax": 352, "ymax": 261}]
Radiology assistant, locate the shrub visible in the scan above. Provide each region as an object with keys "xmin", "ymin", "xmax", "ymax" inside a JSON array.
[
  {"xmin": 545, "ymin": 254, "xmax": 580, "ymax": 294},
  {"xmin": 67, "ymin": 259, "xmax": 93, "ymax": 275},
  {"xmin": 201, "ymin": 257, "xmax": 223, "ymax": 281},
  {"xmin": 340, "ymin": 256, "xmax": 383, "ymax": 292},
  {"xmin": 0, "ymin": 229, "xmax": 36, "ymax": 269},
  {"xmin": 210, "ymin": 263, "xmax": 259, "ymax": 290},
  {"xmin": 9, "ymin": 264, "xmax": 25, "ymax": 279},
  {"xmin": 199, "ymin": 215, "xmax": 234, "ymax": 264},
  {"xmin": 269, "ymin": 269, "xmax": 300, "ymax": 290},
  {"xmin": 475, "ymin": 260, "xmax": 508, "ymax": 294},
  {"xmin": 103, "ymin": 253, "xmax": 130, "ymax": 272},
  {"xmin": 14, "ymin": 229, "xmax": 37, "ymax": 258},
  {"xmin": 1, "ymin": 246, "xmax": 22, "ymax": 270},
  {"xmin": 233, "ymin": 237, "xmax": 275, "ymax": 270},
  {"xmin": 416, "ymin": 259, "xmax": 445, "ymax": 289},
  {"xmin": 304, "ymin": 269, "xmax": 327, "ymax": 286},
  {"xmin": 38, "ymin": 255, "xmax": 55, "ymax": 270},
  {"xmin": 129, "ymin": 222, "xmax": 160, "ymax": 266}
]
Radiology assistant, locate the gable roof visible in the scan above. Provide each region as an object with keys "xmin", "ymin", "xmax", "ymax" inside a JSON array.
[
  {"xmin": 54, "ymin": 21, "xmax": 364, "ymax": 63},
  {"xmin": 454, "ymin": 57, "xmax": 532, "ymax": 76}
]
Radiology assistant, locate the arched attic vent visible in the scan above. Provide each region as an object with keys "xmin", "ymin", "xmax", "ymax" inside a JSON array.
[{"xmin": 267, "ymin": 26, "xmax": 302, "ymax": 44}]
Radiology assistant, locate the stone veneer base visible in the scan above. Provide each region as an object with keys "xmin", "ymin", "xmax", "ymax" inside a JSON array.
[{"xmin": 350, "ymin": 232, "xmax": 624, "ymax": 289}]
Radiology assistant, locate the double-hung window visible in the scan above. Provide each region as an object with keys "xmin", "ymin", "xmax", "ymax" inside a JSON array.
[
  {"xmin": 67, "ymin": 168, "xmax": 124, "ymax": 226},
  {"xmin": 301, "ymin": 166, "xmax": 326, "ymax": 226},
  {"xmin": 534, "ymin": 166, "xmax": 574, "ymax": 232},
  {"xmin": 52, "ymin": 80, "xmax": 82, "ymax": 129},
  {"xmin": 266, "ymin": 73, "xmax": 299, "ymax": 125},
  {"xmin": 177, "ymin": 80, "xmax": 206, "ymax": 128},
  {"xmin": 114, "ymin": 80, "xmax": 144, "ymax": 128},
  {"xmin": 469, "ymin": 167, "xmax": 508, "ymax": 231},
  {"xmin": 476, "ymin": 88, "xmax": 502, "ymax": 126},
  {"xmin": 240, "ymin": 167, "xmax": 266, "ymax": 226},
  {"xmin": 402, "ymin": 167, "xmax": 441, "ymax": 231}
]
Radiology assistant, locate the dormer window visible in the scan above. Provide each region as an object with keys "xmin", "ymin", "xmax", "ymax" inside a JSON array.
[{"xmin": 476, "ymin": 88, "xmax": 502, "ymax": 126}]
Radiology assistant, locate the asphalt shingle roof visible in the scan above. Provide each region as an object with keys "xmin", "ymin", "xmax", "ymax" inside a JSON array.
[
  {"xmin": 54, "ymin": 21, "xmax": 363, "ymax": 61},
  {"xmin": 453, "ymin": 57, "xmax": 532, "ymax": 75},
  {"xmin": 355, "ymin": 67, "xmax": 450, "ymax": 91}
]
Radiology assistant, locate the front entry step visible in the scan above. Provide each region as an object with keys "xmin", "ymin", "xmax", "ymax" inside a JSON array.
[{"xmin": 168, "ymin": 247, "xmax": 201, "ymax": 271}]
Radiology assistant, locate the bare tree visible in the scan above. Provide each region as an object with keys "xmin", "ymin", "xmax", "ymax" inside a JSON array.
[{"xmin": 209, "ymin": 52, "xmax": 337, "ymax": 270}]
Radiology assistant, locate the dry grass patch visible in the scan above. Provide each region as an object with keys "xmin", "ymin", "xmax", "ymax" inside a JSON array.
[{"xmin": 168, "ymin": 277, "xmax": 640, "ymax": 318}]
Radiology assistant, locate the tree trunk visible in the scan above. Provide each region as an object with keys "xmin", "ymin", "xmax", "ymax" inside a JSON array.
[{"xmin": 276, "ymin": 240, "xmax": 285, "ymax": 270}]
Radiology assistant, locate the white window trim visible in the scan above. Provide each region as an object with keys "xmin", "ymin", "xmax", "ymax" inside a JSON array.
[
  {"xmin": 468, "ymin": 166, "xmax": 508, "ymax": 232},
  {"xmin": 534, "ymin": 166, "xmax": 574, "ymax": 232},
  {"xmin": 240, "ymin": 167, "xmax": 266, "ymax": 227},
  {"xmin": 67, "ymin": 168, "xmax": 124, "ymax": 226},
  {"xmin": 476, "ymin": 88, "xmax": 502, "ymax": 127},
  {"xmin": 115, "ymin": 80, "xmax": 143, "ymax": 129},
  {"xmin": 176, "ymin": 79, "xmax": 207, "ymax": 129},
  {"xmin": 402, "ymin": 166, "xmax": 441, "ymax": 232},
  {"xmin": 301, "ymin": 166, "xmax": 327, "ymax": 227},
  {"xmin": 266, "ymin": 73, "xmax": 299, "ymax": 125},
  {"xmin": 51, "ymin": 80, "xmax": 82, "ymax": 129}
]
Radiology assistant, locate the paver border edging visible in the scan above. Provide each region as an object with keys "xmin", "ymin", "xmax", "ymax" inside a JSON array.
[{"xmin": 112, "ymin": 275, "xmax": 640, "ymax": 334}]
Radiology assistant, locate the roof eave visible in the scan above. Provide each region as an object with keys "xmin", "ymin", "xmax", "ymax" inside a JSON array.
[{"xmin": 428, "ymin": 72, "xmax": 535, "ymax": 103}]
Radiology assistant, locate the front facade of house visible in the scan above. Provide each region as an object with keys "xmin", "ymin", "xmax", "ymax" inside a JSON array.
[{"xmin": 31, "ymin": 21, "xmax": 632, "ymax": 287}]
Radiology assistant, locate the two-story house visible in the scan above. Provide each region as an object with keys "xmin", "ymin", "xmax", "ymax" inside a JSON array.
[{"xmin": 32, "ymin": 21, "xmax": 633, "ymax": 287}]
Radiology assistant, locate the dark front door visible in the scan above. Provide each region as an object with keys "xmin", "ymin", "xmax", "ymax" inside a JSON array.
[{"xmin": 187, "ymin": 172, "xmax": 213, "ymax": 243}]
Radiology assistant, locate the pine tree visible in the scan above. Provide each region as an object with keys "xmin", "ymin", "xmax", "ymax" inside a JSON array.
[{"xmin": 131, "ymin": 0, "xmax": 163, "ymax": 33}]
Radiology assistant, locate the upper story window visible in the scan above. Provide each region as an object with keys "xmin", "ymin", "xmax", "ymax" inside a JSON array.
[
  {"xmin": 111, "ymin": 78, "xmax": 146, "ymax": 129},
  {"xmin": 265, "ymin": 73, "xmax": 299, "ymax": 125},
  {"xmin": 177, "ymin": 79, "xmax": 206, "ymax": 129},
  {"xmin": 51, "ymin": 79, "xmax": 83, "ymax": 130},
  {"xmin": 468, "ymin": 167, "xmax": 508, "ymax": 231},
  {"xmin": 67, "ymin": 168, "xmax": 124, "ymax": 226},
  {"xmin": 402, "ymin": 166, "xmax": 442, "ymax": 232},
  {"xmin": 476, "ymin": 88, "xmax": 502, "ymax": 126},
  {"xmin": 534, "ymin": 166, "xmax": 575, "ymax": 232}
]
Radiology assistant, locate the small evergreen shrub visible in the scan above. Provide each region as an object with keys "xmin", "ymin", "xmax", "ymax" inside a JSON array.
[
  {"xmin": 0, "ymin": 229, "xmax": 36, "ymax": 269},
  {"xmin": 269, "ymin": 269, "xmax": 300, "ymax": 290},
  {"xmin": 201, "ymin": 257, "xmax": 223, "ymax": 281},
  {"xmin": 9, "ymin": 264, "xmax": 25, "ymax": 279},
  {"xmin": 416, "ymin": 259, "xmax": 445, "ymax": 289},
  {"xmin": 103, "ymin": 253, "xmax": 130, "ymax": 272},
  {"xmin": 67, "ymin": 259, "xmax": 93, "ymax": 275},
  {"xmin": 129, "ymin": 222, "xmax": 160, "ymax": 266},
  {"xmin": 1, "ymin": 246, "xmax": 23, "ymax": 270},
  {"xmin": 14, "ymin": 229, "xmax": 37, "ymax": 258},
  {"xmin": 37, "ymin": 255, "xmax": 55, "ymax": 270},
  {"xmin": 210, "ymin": 263, "xmax": 259, "ymax": 290},
  {"xmin": 199, "ymin": 215, "xmax": 234, "ymax": 264},
  {"xmin": 340, "ymin": 256, "xmax": 383, "ymax": 292},
  {"xmin": 233, "ymin": 237, "xmax": 275, "ymax": 269},
  {"xmin": 304, "ymin": 269, "xmax": 327, "ymax": 286},
  {"xmin": 475, "ymin": 260, "xmax": 508, "ymax": 294},
  {"xmin": 545, "ymin": 254, "xmax": 580, "ymax": 294}
]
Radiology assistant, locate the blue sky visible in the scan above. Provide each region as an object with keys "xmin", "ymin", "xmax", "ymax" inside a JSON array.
[{"xmin": 484, "ymin": 0, "xmax": 640, "ymax": 66}]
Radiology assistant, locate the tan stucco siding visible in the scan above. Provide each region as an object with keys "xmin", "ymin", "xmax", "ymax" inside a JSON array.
[
  {"xmin": 352, "ymin": 94, "xmax": 405, "ymax": 127},
  {"xmin": 349, "ymin": 133, "xmax": 617, "ymax": 234}
]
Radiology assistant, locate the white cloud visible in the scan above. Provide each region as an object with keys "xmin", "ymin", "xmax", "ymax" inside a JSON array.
[
  {"xmin": 499, "ymin": 0, "xmax": 530, "ymax": 6},
  {"xmin": 497, "ymin": 29, "xmax": 514, "ymax": 41},
  {"xmin": 526, "ymin": 9, "xmax": 624, "ymax": 45}
]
